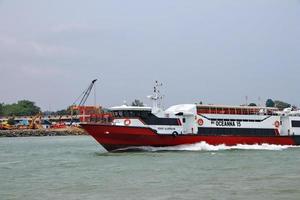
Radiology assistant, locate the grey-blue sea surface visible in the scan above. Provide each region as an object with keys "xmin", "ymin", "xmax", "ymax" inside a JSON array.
[{"xmin": 0, "ymin": 136, "xmax": 300, "ymax": 200}]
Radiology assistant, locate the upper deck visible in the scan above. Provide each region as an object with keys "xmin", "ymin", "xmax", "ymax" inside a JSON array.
[{"xmin": 197, "ymin": 104, "xmax": 279, "ymax": 115}]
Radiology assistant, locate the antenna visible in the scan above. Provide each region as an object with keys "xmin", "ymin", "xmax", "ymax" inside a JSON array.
[{"xmin": 148, "ymin": 81, "xmax": 164, "ymax": 113}]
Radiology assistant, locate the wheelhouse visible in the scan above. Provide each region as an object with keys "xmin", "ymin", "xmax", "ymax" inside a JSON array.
[
  {"xmin": 110, "ymin": 106, "xmax": 152, "ymax": 118},
  {"xmin": 110, "ymin": 105, "xmax": 180, "ymax": 126}
]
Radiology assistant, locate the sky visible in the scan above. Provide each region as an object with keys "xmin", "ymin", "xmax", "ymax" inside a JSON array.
[{"xmin": 0, "ymin": 0, "xmax": 299, "ymax": 110}]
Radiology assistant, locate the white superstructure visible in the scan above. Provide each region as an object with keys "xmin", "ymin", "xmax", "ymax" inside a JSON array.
[{"xmin": 108, "ymin": 82, "xmax": 300, "ymax": 136}]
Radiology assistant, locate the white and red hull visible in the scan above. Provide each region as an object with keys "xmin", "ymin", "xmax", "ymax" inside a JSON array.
[{"xmin": 81, "ymin": 123, "xmax": 300, "ymax": 151}]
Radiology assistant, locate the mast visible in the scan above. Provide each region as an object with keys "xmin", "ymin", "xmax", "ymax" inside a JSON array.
[{"xmin": 148, "ymin": 81, "xmax": 164, "ymax": 114}]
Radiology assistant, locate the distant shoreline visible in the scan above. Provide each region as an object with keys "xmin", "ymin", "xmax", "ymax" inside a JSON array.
[{"xmin": 0, "ymin": 127, "xmax": 88, "ymax": 137}]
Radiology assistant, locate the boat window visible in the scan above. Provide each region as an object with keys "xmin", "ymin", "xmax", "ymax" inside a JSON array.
[
  {"xmin": 113, "ymin": 111, "xmax": 119, "ymax": 117},
  {"xmin": 292, "ymin": 121, "xmax": 300, "ymax": 127},
  {"xmin": 118, "ymin": 111, "xmax": 123, "ymax": 117},
  {"xmin": 141, "ymin": 111, "xmax": 150, "ymax": 117},
  {"xmin": 134, "ymin": 111, "xmax": 138, "ymax": 117},
  {"xmin": 183, "ymin": 118, "xmax": 186, "ymax": 123},
  {"xmin": 129, "ymin": 111, "xmax": 134, "ymax": 117}
]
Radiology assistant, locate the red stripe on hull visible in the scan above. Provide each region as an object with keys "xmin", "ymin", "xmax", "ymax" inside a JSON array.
[{"xmin": 81, "ymin": 124, "xmax": 296, "ymax": 151}]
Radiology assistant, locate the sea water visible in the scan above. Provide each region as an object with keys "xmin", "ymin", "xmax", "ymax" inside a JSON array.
[{"xmin": 0, "ymin": 136, "xmax": 300, "ymax": 200}]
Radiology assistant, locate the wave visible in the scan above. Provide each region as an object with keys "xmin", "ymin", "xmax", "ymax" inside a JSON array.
[
  {"xmin": 124, "ymin": 142, "xmax": 298, "ymax": 152},
  {"xmin": 0, "ymin": 161, "xmax": 23, "ymax": 165}
]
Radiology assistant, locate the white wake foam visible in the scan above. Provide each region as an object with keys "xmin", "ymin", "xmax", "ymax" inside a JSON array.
[{"xmin": 136, "ymin": 142, "xmax": 298, "ymax": 152}]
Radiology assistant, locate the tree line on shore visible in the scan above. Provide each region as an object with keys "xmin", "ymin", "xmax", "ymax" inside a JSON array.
[
  {"xmin": 0, "ymin": 100, "xmax": 74, "ymax": 117},
  {"xmin": 265, "ymin": 99, "xmax": 295, "ymax": 110},
  {"xmin": 0, "ymin": 100, "xmax": 41, "ymax": 117},
  {"xmin": 0, "ymin": 99, "xmax": 296, "ymax": 117}
]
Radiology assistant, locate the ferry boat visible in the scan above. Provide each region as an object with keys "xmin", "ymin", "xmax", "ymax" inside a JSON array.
[{"xmin": 81, "ymin": 82, "xmax": 300, "ymax": 151}]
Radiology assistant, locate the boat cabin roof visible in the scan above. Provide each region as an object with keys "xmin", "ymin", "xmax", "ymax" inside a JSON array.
[
  {"xmin": 165, "ymin": 104, "xmax": 196, "ymax": 116},
  {"xmin": 110, "ymin": 105, "xmax": 152, "ymax": 111}
]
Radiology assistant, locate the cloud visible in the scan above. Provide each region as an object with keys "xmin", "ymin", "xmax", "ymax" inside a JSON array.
[
  {"xmin": 0, "ymin": 34, "xmax": 78, "ymax": 59},
  {"xmin": 0, "ymin": 35, "xmax": 17, "ymax": 45},
  {"xmin": 50, "ymin": 23, "xmax": 97, "ymax": 33},
  {"xmin": 28, "ymin": 41, "xmax": 78, "ymax": 57},
  {"xmin": 19, "ymin": 64, "xmax": 65, "ymax": 77}
]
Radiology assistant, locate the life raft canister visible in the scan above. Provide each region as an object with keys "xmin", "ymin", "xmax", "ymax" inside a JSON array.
[
  {"xmin": 274, "ymin": 121, "xmax": 280, "ymax": 128},
  {"xmin": 197, "ymin": 118, "xmax": 204, "ymax": 126},
  {"xmin": 124, "ymin": 119, "xmax": 131, "ymax": 126}
]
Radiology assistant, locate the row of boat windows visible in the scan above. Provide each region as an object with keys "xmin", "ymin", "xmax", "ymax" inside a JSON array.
[
  {"xmin": 113, "ymin": 111, "xmax": 151, "ymax": 118},
  {"xmin": 197, "ymin": 127, "xmax": 276, "ymax": 136},
  {"xmin": 197, "ymin": 108, "xmax": 278, "ymax": 116},
  {"xmin": 210, "ymin": 119, "xmax": 262, "ymax": 122},
  {"xmin": 112, "ymin": 111, "xmax": 300, "ymax": 127}
]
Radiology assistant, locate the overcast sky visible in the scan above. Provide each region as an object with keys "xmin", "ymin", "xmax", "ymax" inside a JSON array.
[{"xmin": 0, "ymin": 0, "xmax": 299, "ymax": 110}]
